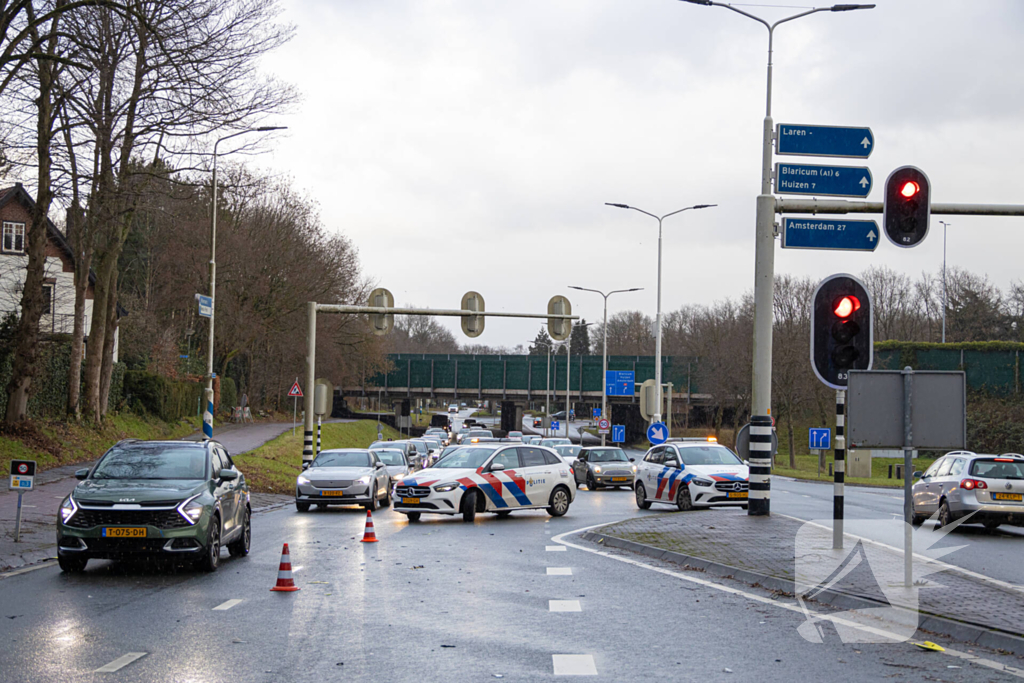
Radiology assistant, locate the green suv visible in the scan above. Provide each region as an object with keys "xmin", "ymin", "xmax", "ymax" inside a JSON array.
[{"xmin": 56, "ymin": 439, "xmax": 250, "ymax": 573}]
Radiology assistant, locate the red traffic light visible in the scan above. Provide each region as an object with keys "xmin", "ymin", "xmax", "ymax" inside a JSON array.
[
  {"xmin": 900, "ymin": 181, "xmax": 920, "ymax": 199},
  {"xmin": 833, "ymin": 296, "xmax": 861, "ymax": 319}
]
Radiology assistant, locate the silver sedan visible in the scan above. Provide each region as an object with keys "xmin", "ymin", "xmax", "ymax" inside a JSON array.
[
  {"xmin": 295, "ymin": 449, "xmax": 391, "ymax": 512},
  {"xmin": 374, "ymin": 448, "xmax": 412, "ymax": 490}
]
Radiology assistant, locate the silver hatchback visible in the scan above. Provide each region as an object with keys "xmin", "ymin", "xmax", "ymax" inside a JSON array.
[{"xmin": 912, "ymin": 451, "xmax": 1024, "ymax": 529}]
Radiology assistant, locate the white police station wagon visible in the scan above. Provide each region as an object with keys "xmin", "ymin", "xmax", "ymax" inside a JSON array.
[{"xmin": 635, "ymin": 438, "xmax": 749, "ymax": 511}]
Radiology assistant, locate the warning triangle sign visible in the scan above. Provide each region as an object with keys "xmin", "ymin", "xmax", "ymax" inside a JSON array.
[{"xmin": 288, "ymin": 381, "xmax": 303, "ymax": 397}]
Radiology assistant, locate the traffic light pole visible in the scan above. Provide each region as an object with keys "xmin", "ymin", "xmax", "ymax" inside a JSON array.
[
  {"xmin": 833, "ymin": 389, "xmax": 846, "ymax": 550},
  {"xmin": 775, "ymin": 197, "xmax": 1024, "ymax": 217}
]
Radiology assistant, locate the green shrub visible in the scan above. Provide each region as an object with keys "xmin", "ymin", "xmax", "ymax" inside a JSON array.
[
  {"xmin": 124, "ymin": 370, "xmax": 203, "ymax": 422},
  {"xmin": 220, "ymin": 377, "xmax": 237, "ymax": 414}
]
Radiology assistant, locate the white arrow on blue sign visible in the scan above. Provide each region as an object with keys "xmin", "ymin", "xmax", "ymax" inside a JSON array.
[
  {"xmin": 776, "ymin": 123, "xmax": 873, "ymax": 159},
  {"xmin": 612, "ymin": 425, "xmax": 625, "ymax": 443},
  {"xmin": 647, "ymin": 422, "xmax": 668, "ymax": 445},
  {"xmin": 809, "ymin": 428, "xmax": 831, "ymax": 450},
  {"xmin": 781, "ymin": 217, "xmax": 879, "ymax": 252},
  {"xmin": 775, "ymin": 162, "xmax": 872, "ymax": 198},
  {"xmin": 550, "ymin": 420, "xmax": 560, "ymax": 431}
]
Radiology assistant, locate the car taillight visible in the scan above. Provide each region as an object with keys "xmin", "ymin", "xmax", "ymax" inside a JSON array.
[
  {"xmin": 960, "ymin": 479, "xmax": 987, "ymax": 490},
  {"xmin": 569, "ymin": 467, "xmax": 574, "ymax": 476}
]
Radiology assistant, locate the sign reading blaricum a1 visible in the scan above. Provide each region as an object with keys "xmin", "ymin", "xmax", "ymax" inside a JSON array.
[
  {"xmin": 776, "ymin": 123, "xmax": 873, "ymax": 159},
  {"xmin": 775, "ymin": 163, "xmax": 872, "ymax": 198},
  {"xmin": 782, "ymin": 217, "xmax": 879, "ymax": 252},
  {"xmin": 605, "ymin": 371, "xmax": 635, "ymax": 397}
]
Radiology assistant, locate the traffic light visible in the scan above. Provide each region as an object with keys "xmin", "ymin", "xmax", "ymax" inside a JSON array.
[
  {"xmin": 367, "ymin": 287, "xmax": 394, "ymax": 336},
  {"xmin": 883, "ymin": 166, "xmax": 930, "ymax": 248},
  {"xmin": 461, "ymin": 291, "xmax": 485, "ymax": 338},
  {"xmin": 811, "ymin": 274, "xmax": 873, "ymax": 389},
  {"xmin": 548, "ymin": 295, "xmax": 572, "ymax": 341}
]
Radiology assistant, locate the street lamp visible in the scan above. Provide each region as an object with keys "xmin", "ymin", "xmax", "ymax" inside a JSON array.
[
  {"xmin": 530, "ymin": 339, "xmax": 557, "ymax": 437},
  {"xmin": 605, "ymin": 203, "xmax": 714, "ymax": 426},
  {"xmin": 939, "ymin": 220, "xmax": 950, "ymax": 343},
  {"xmin": 569, "ymin": 286, "xmax": 643, "ymax": 445},
  {"xmin": 203, "ymin": 126, "xmax": 286, "ymax": 439},
  {"xmin": 677, "ymin": 0, "xmax": 874, "ymax": 421}
]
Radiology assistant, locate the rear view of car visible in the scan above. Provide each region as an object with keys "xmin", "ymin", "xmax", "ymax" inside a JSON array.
[{"xmin": 913, "ymin": 452, "xmax": 1024, "ymax": 529}]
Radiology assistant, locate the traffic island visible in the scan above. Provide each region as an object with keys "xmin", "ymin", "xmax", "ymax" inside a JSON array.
[{"xmin": 583, "ymin": 511, "xmax": 1024, "ymax": 655}]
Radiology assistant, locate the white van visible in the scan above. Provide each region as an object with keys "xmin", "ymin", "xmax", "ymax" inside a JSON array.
[{"xmin": 448, "ymin": 404, "xmax": 459, "ymax": 414}]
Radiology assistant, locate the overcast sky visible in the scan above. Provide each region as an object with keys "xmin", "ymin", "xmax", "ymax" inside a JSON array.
[{"xmin": 258, "ymin": 0, "xmax": 1024, "ymax": 350}]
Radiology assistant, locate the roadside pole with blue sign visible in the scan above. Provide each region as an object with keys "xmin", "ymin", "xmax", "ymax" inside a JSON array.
[
  {"xmin": 611, "ymin": 425, "xmax": 625, "ymax": 444},
  {"xmin": 781, "ymin": 217, "xmax": 879, "ymax": 252},
  {"xmin": 647, "ymin": 422, "xmax": 668, "ymax": 445},
  {"xmin": 9, "ymin": 459, "xmax": 35, "ymax": 542},
  {"xmin": 809, "ymin": 428, "xmax": 832, "ymax": 450},
  {"xmin": 605, "ymin": 371, "xmax": 635, "ymax": 396},
  {"xmin": 551, "ymin": 420, "xmax": 560, "ymax": 432}
]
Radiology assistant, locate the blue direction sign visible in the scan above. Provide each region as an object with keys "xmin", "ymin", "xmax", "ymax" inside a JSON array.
[
  {"xmin": 550, "ymin": 420, "xmax": 560, "ymax": 432},
  {"xmin": 775, "ymin": 163, "xmax": 872, "ymax": 198},
  {"xmin": 606, "ymin": 371, "xmax": 635, "ymax": 397},
  {"xmin": 809, "ymin": 428, "xmax": 831, "ymax": 450},
  {"xmin": 592, "ymin": 407, "xmax": 601, "ymax": 419},
  {"xmin": 647, "ymin": 422, "xmax": 668, "ymax": 445},
  {"xmin": 782, "ymin": 217, "xmax": 879, "ymax": 252},
  {"xmin": 197, "ymin": 294, "xmax": 213, "ymax": 318},
  {"xmin": 776, "ymin": 123, "xmax": 873, "ymax": 159},
  {"xmin": 612, "ymin": 425, "xmax": 625, "ymax": 443}
]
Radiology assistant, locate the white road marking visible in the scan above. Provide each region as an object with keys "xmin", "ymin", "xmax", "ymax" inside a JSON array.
[
  {"xmin": 552, "ymin": 524, "xmax": 1024, "ymax": 680},
  {"xmin": 546, "ymin": 545, "xmax": 567, "ymax": 552},
  {"xmin": 547, "ymin": 567, "xmax": 572, "ymax": 576},
  {"xmin": 549, "ymin": 600, "xmax": 582, "ymax": 612},
  {"xmin": 213, "ymin": 599, "xmax": 243, "ymax": 611},
  {"xmin": 0, "ymin": 560, "xmax": 57, "ymax": 580},
  {"xmin": 94, "ymin": 652, "xmax": 147, "ymax": 673},
  {"xmin": 552, "ymin": 654, "xmax": 597, "ymax": 675}
]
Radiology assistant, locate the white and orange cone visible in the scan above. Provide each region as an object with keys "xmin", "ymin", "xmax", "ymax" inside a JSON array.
[
  {"xmin": 270, "ymin": 543, "xmax": 300, "ymax": 592},
  {"xmin": 361, "ymin": 509, "xmax": 378, "ymax": 543}
]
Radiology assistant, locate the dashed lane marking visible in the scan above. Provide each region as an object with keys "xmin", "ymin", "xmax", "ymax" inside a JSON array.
[
  {"xmin": 549, "ymin": 600, "xmax": 582, "ymax": 612},
  {"xmin": 552, "ymin": 524, "xmax": 1024, "ymax": 680},
  {"xmin": 546, "ymin": 545, "xmax": 567, "ymax": 552},
  {"xmin": 547, "ymin": 567, "xmax": 572, "ymax": 576},
  {"xmin": 94, "ymin": 652, "xmax": 147, "ymax": 673},
  {"xmin": 213, "ymin": 599, "xmax": 243, "ymax": 611},
  {"xmin": 552, "ymin": 654, "xmax": 597, "ymax": 675}
]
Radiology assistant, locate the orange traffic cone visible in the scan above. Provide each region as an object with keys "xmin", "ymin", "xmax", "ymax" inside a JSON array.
[
  {"xmin": 270, "ymin": 543, "xmax": 300, "ymax": 592},
  {"xmin": 361, "ymin": 509, "xmax": 378, "ymax": 543}
]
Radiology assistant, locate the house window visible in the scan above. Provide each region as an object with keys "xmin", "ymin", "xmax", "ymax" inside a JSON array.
[
  {"xmin": 2, "ymin": 221, "xmax": 25, "ymax": 253},
  {"xmin": 41, "ymin": 283, "xmax": 54, "ymax": 315}
]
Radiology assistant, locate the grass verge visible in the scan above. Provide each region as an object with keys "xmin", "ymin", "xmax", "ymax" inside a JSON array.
[
  {"xmin": 0, "ymin": 413, "xmax": 195, "ymax": 476},
  {"xmin": 772, "ymin": 453, "xmax": 932, "ymax": 488},
  {"xmin": 234, "ymin": 420, "xmax": 404, "ymax": 494}
]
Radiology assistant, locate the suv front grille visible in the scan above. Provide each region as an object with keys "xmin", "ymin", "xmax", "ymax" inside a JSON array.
[
  {"xmin": 395, "ymin": 486, "xmax": 431, "ymax": 498},
  {"xmin": 66, "ymin": 508, "xmax": 190, "ymax": 530},
  {"xmin": 714, "ymin": 481, "xmax": 748, "ymax": 492},
  {"xmin": 310, "ymin": 480, "xmax": 353, "ymax": 488}
]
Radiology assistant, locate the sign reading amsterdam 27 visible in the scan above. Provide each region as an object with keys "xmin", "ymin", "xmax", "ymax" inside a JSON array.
[
  {"xmin": 782, "ymin": 217, "xmax": 879, "ymax": 252},
  {"xmin": 775, "ymin": 162, "xmax": 872, "ymax": 198}
]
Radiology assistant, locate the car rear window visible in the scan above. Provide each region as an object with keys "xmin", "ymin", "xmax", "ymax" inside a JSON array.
[
  {"xmin": 92, "ymin": 444, "xmax": 208, "ymax": 480},
  {"xmin": 970, "ymin": 459, "xmax": 1024, "ymax": 479}
]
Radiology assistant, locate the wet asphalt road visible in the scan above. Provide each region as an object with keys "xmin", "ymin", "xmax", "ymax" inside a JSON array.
[{"xmin": 2, "ymin": 483, "xmax": 1023, "ymax": 682}]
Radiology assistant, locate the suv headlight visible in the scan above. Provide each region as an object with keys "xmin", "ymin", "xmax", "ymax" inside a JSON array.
[
  {"xmin": 297, "ymin": 474, "xmax": 310, "ymax": 486},
  {"xmin": 692, "ymin": 478, "xmax": 713, "ymax": 487},
  {"xmin": 178, "ymin": 494, "xmax": 204, "ymax": 525},
  {"xmin": 60, "ymin": 496, "xmax": 78, "ymax": 523},
  {"xmin": 433, "ymin": 482, "xmax": 461, "ymax": 492},
  {"xmin": 356, "ymin": 475, "xmax": 371, "ymax": 485},
  {"xmin": 593, "ymin": 466, "xmax": 602, "ymax": 474},
  {"xmin": 631, "ymin": 465, "xmax": 637, "ymax": 473}
]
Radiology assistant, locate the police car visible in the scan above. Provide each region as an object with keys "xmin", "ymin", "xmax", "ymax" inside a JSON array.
[
  {"xmin": 634, "ymin": 438, "xmax": 749, "ymax": 511},
  {"xmin": 393, "ymin": 443, "xmax": 576, "ymax": 522}
]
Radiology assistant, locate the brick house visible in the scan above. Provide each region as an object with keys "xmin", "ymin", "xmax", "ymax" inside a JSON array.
[{"xmin": 0, "ymin": 183, "xmax": 118, "ymax": 359}]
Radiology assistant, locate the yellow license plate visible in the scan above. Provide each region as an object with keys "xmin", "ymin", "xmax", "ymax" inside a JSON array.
[
  {"xmin": 103, "ymin": 527, "xmax": 146, "ymax": 538},
  {"xmin": 402, "ymin": 497, "xmax": 420, "ymax": 505},
  {"xmin": 993, "ymin": 493, "xmax": 1023, "ymax": 501},
  {"xmin": 320, "ymin": 490, "xmax": 345, "ymax": 496},
  {"xmin": 611, "ymin": 477, "xmax": 629, "ymax": 482},
  {"xmin": 727, "ymin": 492, "xmax": 748, "ymax": 499}
]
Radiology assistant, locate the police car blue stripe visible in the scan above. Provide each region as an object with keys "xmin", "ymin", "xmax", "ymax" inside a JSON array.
[{"xmin": 476, "ymin": 483, "xmax": 509, "ymax": 508}]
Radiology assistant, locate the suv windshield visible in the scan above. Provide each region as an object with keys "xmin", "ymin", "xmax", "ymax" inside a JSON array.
[
  {"xmin": 971, "ymin": 458, "xmax": 1024, "ymax": 479},
  {"xmin": 91, "ymin": 444, "xmax": 208, "ymax": 480},
  {"xmin": 678, "ymin": 446, "xmax": 743, "ymax": 467},
  {"xmin": 588, "ymin": 448, "xmax": 628, "ymax": 462},
  {"xmin": 375, "ymin": 450, "xmax": 406, "ymax": 466},
  {"xmin": 434, "ymin": 446, "xmax": 497, "ymax": 469},
  {"xmin": 311, "ymin": 451, "xmax": 371, "ymax": 468},
  {"xmin": 411, "ymin": 441, "xmax": 428, "ymax": 453}
]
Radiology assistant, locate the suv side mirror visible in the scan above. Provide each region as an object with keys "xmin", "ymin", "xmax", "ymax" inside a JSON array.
[
  {"xmin": 301, "ymin": 462, "xmax": 310, "ymax": 471},
  {"xmin": 629, "ymin": 458, "xmax": 635, "ymax": 463},
  {"xmin": 219, "ymin": 469, "xmax": 239, "ymax": 481},
  {"xmin": 75, "ymin": 468, "xmax": 89, "ymax": 480},
  {"xmin": 490, "ymin": 463, "xmax": 505, "ymax": 472},
  {"xmin": 913, "ymin": 471, "xmax": 923, "ymax": 479},
  {"xmin": 376, "ymin": 462, "xmax": 385, "ymax": 469},
  {"xmin": 665, "ymin": 458, "xmax": 681, "ymax": 469}
]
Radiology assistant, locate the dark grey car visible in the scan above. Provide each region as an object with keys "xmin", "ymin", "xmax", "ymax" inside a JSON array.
[{"xmin": 573, "ymin": 447, "xmax": 636, "ymax": 490}]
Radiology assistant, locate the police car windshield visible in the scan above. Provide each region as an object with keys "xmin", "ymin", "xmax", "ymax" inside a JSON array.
[
  {"xmin": 312, "ymin": 451, "xmax": 371, "ymax": 468},
  {"xmin": 375, "ymin": 450, "xmax": 406, "ymax": 466},
  {"xmin": 589, "ymin": 448, "xmax": 628, "ymax": 462},
  {"xmin": 679, "ymin": 446, "xmax": 743, "ymax": 466},
  {"xmin": 434, "ymin": 447, "xmax": 497, "ymax": 469},
  {"xmin": 91, "ymin": 445, "xmax": 207, "ymax": 480}
]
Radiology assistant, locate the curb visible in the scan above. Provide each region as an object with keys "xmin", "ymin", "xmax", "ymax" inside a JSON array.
[{"xmin": 580, "ymin": 530, "xmax": 1024, "ymax": 656}]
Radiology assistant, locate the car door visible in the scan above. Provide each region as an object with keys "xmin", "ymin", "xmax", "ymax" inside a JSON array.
[
  {"xmin": 369, "ymin": 452, "xmax": 388, "ymax": 500},
  {"xmin": 658, "ymin": 447, "xmax": 689, "ymax": 503},
  {"xmin": 574, "ymin": 450, "xmax": 589, "ymax": 486},
  {"xmin": 481, "ymin": 447, "xmax": 524, "ymax": 509},
  {"xmin": 914, "ymin": 457, "xmax": 946, "ymax": 514},
  {"xmin": 933, "ymin": 456, "xmax": 959, "ymax": 506},
  {"xmin": 211, "ymin": 448, "xmax": 234, "ymax": 532},
  {"xmin": 519, "ymin": 447, "xmax": 554, "ymax": 506},
  {"xmin": 218, "ymin": 446, "xmax": 245, "ymax": 529},
  {"xmin": 640, "ymin": 447, "xmax": 664, "ymax": 500}
]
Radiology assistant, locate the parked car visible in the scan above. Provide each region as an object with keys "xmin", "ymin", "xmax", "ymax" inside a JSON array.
[
  {"xmin": 57, "ymin": 439, "xmax": 250, "ymax": 573},
  {"xmin": 912, "ymin": 451, "xmax": 1024, "ymax": 529},
  {"xmin": 296, "ymin": 449, "xmax": 391, "ymax": 512}
]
